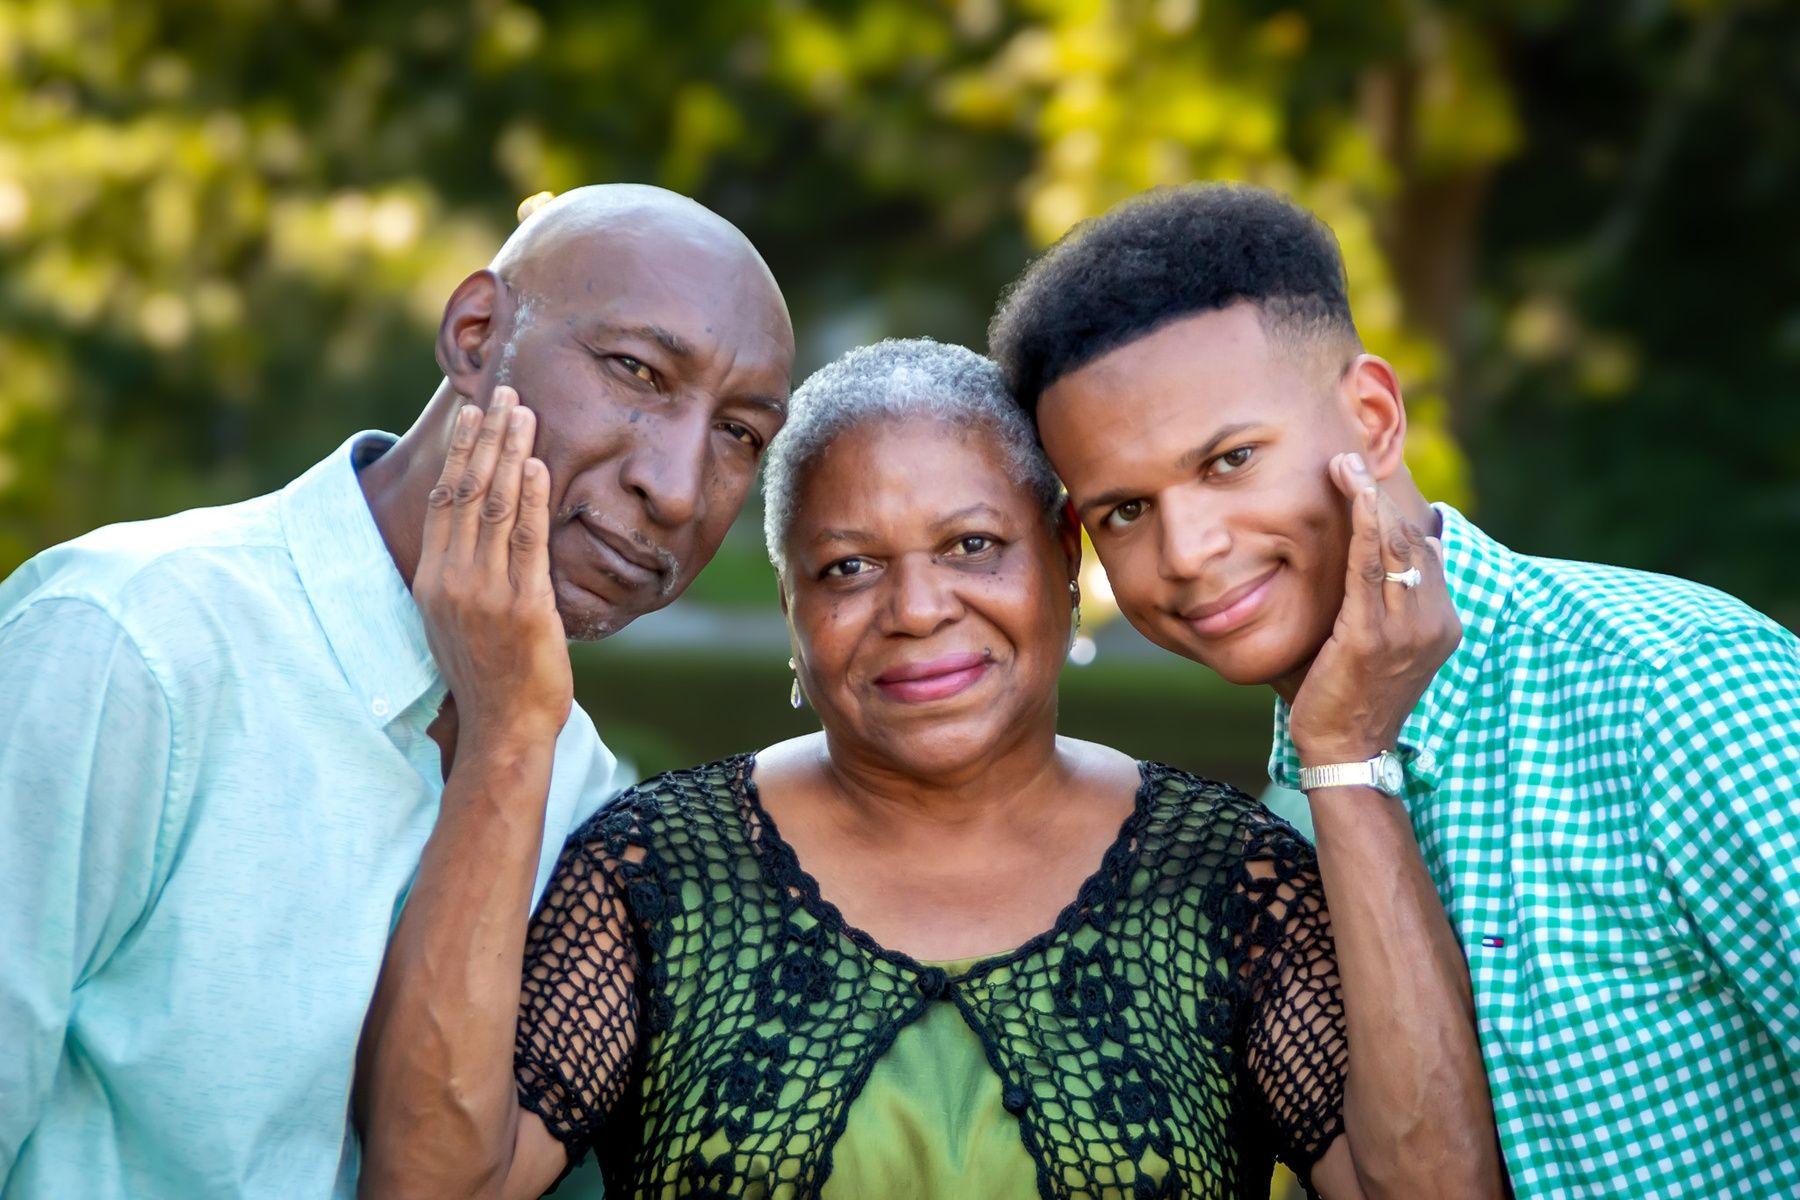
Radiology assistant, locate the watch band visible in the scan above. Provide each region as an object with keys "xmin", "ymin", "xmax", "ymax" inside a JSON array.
[
  {"xmin": 1296, "ymin": 760, "xmax": 1376, "ymax": 792},
  {"xmin": 1298, "ymin": 749, "xmax": 1405, "ymax": 795}
]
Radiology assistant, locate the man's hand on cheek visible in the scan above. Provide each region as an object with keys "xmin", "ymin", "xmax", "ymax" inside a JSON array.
[
  {"xmin": 1288, "ymin": 452, "xmax": 1461, "ymax": 767},
  {"xmin": 412, "ymin": 385, "xmax": 575, "ymax": 761}
]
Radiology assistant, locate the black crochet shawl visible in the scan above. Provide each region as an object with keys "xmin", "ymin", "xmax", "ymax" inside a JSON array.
[{"xmin": 514, "ymin": 755, "xmax": 1347, "ymax": 1199}]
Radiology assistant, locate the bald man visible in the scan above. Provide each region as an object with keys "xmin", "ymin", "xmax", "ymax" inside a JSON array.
[{"xmin": 0, "ymin": 186, "xmax": 794, "ymax": 1200}]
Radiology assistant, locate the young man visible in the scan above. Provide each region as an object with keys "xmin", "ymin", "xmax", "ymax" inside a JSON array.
[
  {"xmin": 0, "ymin": 185, "xmax": 794, "ymax": 1199},
  {"xmin": 990, "ymin": 183, "xmax": 1799, "ymax": 1198}
]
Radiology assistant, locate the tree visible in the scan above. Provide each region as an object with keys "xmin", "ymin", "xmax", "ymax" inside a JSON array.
[{"xmin": 3, "ymin": 0, "xmax": 1793, "ymax": 626}]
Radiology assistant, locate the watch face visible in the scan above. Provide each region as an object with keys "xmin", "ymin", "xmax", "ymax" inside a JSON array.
[{"xmin": 1377, "ymin": 753, "xmax": 1405, "ymax": 794}]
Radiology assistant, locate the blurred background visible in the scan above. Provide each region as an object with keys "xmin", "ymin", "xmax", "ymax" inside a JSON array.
[{"xmin": 2, "ymin": 1, "xmax": 1796, "ymax": 1192}]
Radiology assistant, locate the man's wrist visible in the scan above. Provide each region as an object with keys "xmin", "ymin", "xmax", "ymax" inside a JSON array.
[
  {"xmin": 457, "ymin": 721, "xmax": 559, "ymax": 771},
  {"xmin": 439, "ymin": 730, "xmax": 559, "ymax": 831},
  {"xmin": 1296, "ymin": 747, "xmax": 1407, "ymax": 797},
  {"xmin": 1294, "ymin": 741, "xmax": 1391, "ymax": 769}
]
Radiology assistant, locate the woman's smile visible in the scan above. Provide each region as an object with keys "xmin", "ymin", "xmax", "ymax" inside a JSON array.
[{"xmin": 872, "ymin": 650, "xmax": 994, "ymax": 703}]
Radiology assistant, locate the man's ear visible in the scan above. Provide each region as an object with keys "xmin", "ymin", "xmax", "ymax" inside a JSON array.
[
  {"xmin": 1339, "ymin": 353, "xmax": 1409, "ymax": 480},
  {"xmin": 435, "ymin": 269, "xmax": 504, "ymax": 399}
]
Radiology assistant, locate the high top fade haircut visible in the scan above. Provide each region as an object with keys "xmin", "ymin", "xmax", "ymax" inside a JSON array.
[{"xmin": 988, "ymin": 183, "xmax": 1362, "ymax": 414}]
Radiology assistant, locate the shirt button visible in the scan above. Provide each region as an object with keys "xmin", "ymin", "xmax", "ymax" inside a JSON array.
[
  {"xmin": 1002, "ymin": 1086, "xmax": 1028, "ymax": 1114},
  {"xmin": 914, "ymin": 968, "xmax": 949, "ymax": 1000},
  {"xmin": 371, "ymin": 696, "xmax": 391, "ymax": 718}
]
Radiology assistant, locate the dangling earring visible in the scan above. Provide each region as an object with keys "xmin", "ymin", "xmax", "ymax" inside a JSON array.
[
  {"xmin": 1067, "ymin": 578, "xmax": 1100, "ymax": 665},
  {"xmin": 788, "ymin": 657, "xmax": 804, "ymax": 710}
]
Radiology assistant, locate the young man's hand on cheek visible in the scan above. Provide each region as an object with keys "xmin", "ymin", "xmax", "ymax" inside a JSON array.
[{"xmin": 1287, "ymin": 451, "xmax": 1461, "ymax": 769}]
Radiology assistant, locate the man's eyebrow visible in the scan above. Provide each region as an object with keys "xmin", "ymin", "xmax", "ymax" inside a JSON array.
[
  {"xmin": 588, "ymin": 323, "xmax": 787, "ymax": 414},
  {"xmin": 735, "ymin": 394, "xmax": 788, "ymax": 418},
  {"xmin": 591, "ymin": 322, "xmax": 696, "ymax": 360},
  {"xmin": 1077, "ymin": 485, "xmax": 1143, "ymax": 519},
  {"xmin": 1174, "ymin": 422, "xmax": 1257, "ymax": 472},
  {"xmin": 1076, "ymin": 422, "xmax": 1259, "ymax": 517},
  {"xmin": 810, "ymin": 527, "xmax": 868, "ymax": 546}
]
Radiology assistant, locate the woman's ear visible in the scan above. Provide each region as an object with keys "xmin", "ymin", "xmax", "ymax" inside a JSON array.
[
  {"xmin": 435, "ymin": 269, "xmax": 504, "ymax": 399},
  {"xmin": 1057, "ymin": 497, "xmax": 1083, "ymax": 579},
  {"xmin": 1338, "ymin": 353, "xmax": 1409, "ymax": 481}
]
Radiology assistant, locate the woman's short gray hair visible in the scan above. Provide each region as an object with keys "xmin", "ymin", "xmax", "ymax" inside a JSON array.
[{"xmin": 762, "ymin": 338, "xmax": 1063, "ymax": 577}]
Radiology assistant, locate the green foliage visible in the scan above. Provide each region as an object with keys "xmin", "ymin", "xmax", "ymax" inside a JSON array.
[
  {"xmin": 1465, "ymin": 0, "xmax": 1800, "ymax": 627},
  {"xmin": 1, "ymin": 0, "xmax": 1794, "ymax": 626}
]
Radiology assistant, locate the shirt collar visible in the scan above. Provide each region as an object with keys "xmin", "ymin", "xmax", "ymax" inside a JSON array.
[
  {"xmin": 278, "ymin": 431, "xmax": 445, "ymax": 728},
  {"xmin": 1268, "ymin": 503, "xmax": 1516, "ymax": 790}
]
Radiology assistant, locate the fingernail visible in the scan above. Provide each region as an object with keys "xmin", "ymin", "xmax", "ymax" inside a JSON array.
[
  {"xmin": 508, "ymin": 408, "xmax": 528, "ymax": 431},
  {"xmin": 457, "ymin": 405, "xmax": 478, "ymax": 428},
  {"xmin": 1346, "ymin": 452, "xmax": 1367, "ymax": 476}
]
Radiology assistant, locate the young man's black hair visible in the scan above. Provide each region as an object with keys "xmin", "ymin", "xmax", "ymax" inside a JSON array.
[{"xmin": 989, "ymin": 183, "xmax": 1360, "ymax": 415}]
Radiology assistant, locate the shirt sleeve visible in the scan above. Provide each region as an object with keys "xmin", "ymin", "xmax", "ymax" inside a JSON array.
[
  {"xmin": 1638, "ymin": 622, "xmax": 1800, "ymax": 1066},
  {"xmin": 1236, "ymin": 820, "xmax": 1349, "ymax": 1185},
  {"xmin": 532, "ymin": 702, "xmax": 621, "ymax": 911},
  {"xmin": 513, "ymin": 807, "xmax": 643, "ymax": 1169},
  {"xmin": 0, "ymin": 597, "xmax": 173, "ymax": 1174}
]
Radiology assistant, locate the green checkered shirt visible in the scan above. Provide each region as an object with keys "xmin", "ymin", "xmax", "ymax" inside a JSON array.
[{"xmin": 1270, "ymin": 504, "xmax": 1800, "ymax": 1198}]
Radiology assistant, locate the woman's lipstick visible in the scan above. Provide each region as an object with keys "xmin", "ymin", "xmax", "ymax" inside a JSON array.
[{"xmin": 872, "ymin": 651, "xmax": 992, "ymax": 703}]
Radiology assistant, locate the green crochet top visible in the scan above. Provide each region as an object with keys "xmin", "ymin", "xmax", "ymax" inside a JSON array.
[{"xmin": 515, "ymin": 755, "xmax": 1347, "ymax": 1199}]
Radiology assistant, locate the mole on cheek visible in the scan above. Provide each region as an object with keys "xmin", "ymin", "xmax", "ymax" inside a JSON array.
[{"xmin": 628, "ymin": 410, "xmax": 642, "ymax": 424}]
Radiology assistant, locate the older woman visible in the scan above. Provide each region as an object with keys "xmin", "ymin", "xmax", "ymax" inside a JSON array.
[{"xmin": 357, "ymin": 340, "xmax": 1502, "ymax": 1199}]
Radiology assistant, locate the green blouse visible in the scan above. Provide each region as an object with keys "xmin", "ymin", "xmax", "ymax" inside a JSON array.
[
  {"xmin": 824, "ymin": 956, "xmax": 1035, "ymax": 1198},
  {"xmin": 515, "ymin": 755, "xmax": 1346, "ymax": 1199}
]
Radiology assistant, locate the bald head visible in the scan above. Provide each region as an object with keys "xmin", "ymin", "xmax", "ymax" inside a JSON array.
[{"xmin": 491, "ymin": 184, "xmax": 779, "ymax": 310}]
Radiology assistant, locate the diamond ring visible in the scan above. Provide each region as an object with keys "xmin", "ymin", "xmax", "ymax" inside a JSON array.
[{"xmin": 1385, "ymin": 567, "xmax": 1423, "ymax": 589}]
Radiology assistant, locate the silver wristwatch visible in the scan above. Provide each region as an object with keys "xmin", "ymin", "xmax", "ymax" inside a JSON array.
[{"xmin": 1297, "ymin": 750, "xmax": 1405, "ymax": 796}]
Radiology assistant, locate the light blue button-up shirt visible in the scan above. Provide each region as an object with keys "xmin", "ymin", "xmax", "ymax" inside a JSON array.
[{"xmin": 0, "ymin": 433, "xmax": 618, "ymax": 1199}]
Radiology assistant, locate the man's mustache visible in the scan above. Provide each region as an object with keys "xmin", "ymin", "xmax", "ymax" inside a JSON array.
[{"xmin": 557, "ymin": 501, "xmax": 683, "ymax": 598}]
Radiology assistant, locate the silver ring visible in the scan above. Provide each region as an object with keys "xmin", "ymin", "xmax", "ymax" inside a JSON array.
[{"xmin": 1385, "ymin": 567, "xmax": 1422, "ymax": 589}]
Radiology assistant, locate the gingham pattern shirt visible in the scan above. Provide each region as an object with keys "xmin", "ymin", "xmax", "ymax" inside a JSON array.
[{"xmin": 1270, "ymin": 504, "xmax": 1800, "ymax": 1198}]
